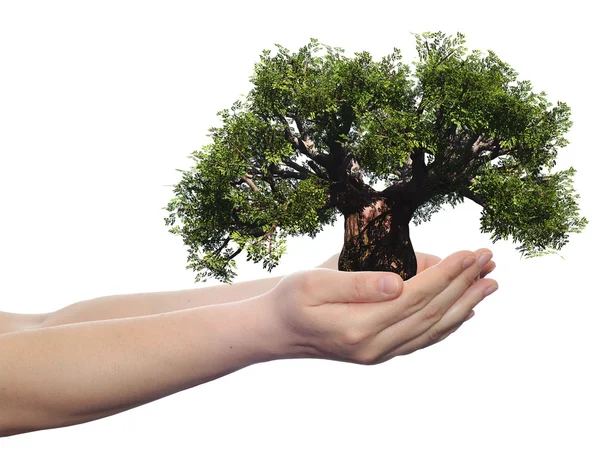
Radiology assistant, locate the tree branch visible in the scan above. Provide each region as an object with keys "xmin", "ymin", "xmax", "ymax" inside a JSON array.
[
  {"xmin": 281, "ymin": 157, "xmax": 312, "ymax": 176},
  {"xmin": 278, "ymin": 115, "xmax": 300, "ymax": 149},
  {"xmin": 278, "ymin": 114, "xmax": 329, "ymax": 168},
  {"xmin": 241, "ymin": 174, "xmax": 260, "ymax": 192},
  {"xmin": 467, "ymin": 134, "xmax": 483, "ymax": 154},
  {"xmin": 213, "ymin": 236, "xmax": 231, "ymax": 256},
  {"xmin": 232, "ymin": 144, "xmax": 254, "ymax": 165},
  {"xmin": 291, "ymin": 114, "xmax": 305, "ymax": 135},
  {"xmin": 257, "ymin": 220, "xmax": 279, "ymax": 243},
  {"xmin": 225, "ymin": 247, "xmax": 243, "ymax": 262},
  {"xmin": 410, "ymin": 148, "xmax": 427, "ymax": 184},
  {"xmin": 271, "ymin": 168, "xmax": 308, "ymax": 180},
  {"xmin": 459, "ymin": 182, "xmax": 487, "ymax": 208},
  {"xmin": 263, "ymin": 168, "xmax": 288, "ymax": 204},
  {"xmin": 307, "ymin": 160, "xmax": 329, "ymax": 180}
]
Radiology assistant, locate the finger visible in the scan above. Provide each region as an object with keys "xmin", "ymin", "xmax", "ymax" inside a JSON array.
[
  {"xmin": 472, "ymin": 258, "xmax": 496, "ymax": 284},
  {"xmin": 406, "ymin": 250, "xmax": 492, "ymax": 333},
  {"xmin": 362, "ymin": 249, "xmax": 478, "ymax": 332},
  {"xmin": 481, "ymin": 260, "xmax": 496, "ymax": 278},
  {"xmin": 406, "ymin": 319, "xmax": 466, "ymax": 354},
  {"xmin": 416, "ymin": 252, "xmax": 442, "ymax": 273},
  {"xmin": 370, "ymin": 249, "xmax": 492, "ymax": 347},
  {"xmin": 416, "ymin": 252, "xmax": 442, "ymax": 274},
  {"xmin": 434, "ymin": 278, "xmax": 498, "ymax": 330},
  {"xmin": 372, "ymin": 311, "xmax": 473, "ymax": 364},
  {"xmin": 406, "ymin": 249, "xmax": 479, "ymax": 302},
  {"xmin": 300, "ymin": 268, "xmax": 404, "ymax": 306},
  {"xmin": 405, "ymin": 248, "xmax": 491, "ymax": 313},
  {"xmin": 399, "ymin": 315, "xmax": 467, "ymax": 357},
  {"xmin": 391, "ymin": 278, "xmax": 496, "ymax": 357}
]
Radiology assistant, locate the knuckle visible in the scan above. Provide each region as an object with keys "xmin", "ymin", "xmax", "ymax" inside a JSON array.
[
  {"xmin": 422, "ymin": 302, "xmax": 442, "ymax": 322},
  {"xmin": 291, "ymin": 270, "xmax": 316, "ymax": 297},
  {"xmin": 438, "ymin": 325, "xmax": 460, "ymax": 343},
  {"xmin": 354, "ymin": 347, "xmax": 380, "ymax": 366},
  {"xmin": 342, "ymin": 326, "xmax": 369, "ymax": 346},
  {"xmin": 427, "ymin": 325, "xmax": 445, "ymax": 342},
  {"xmin": 441, "ymin": 267, "xmax": 455, "ymax": 285},
  {"xmin": 351, "ymin": 275, "xmax": 369, "ymax": 300}
]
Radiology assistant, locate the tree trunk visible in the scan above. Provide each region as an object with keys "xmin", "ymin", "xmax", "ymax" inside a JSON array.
[{"xmin": 337, "ymin": 194, "xmax": 418, "ymax": 280}]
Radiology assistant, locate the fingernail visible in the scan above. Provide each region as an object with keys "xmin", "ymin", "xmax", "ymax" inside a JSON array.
[
  {"xmin": 380, "ymin": 275, "xmax": 399, "ymax": 295},
  {"xmin": 463, "ymin": 256, "xmax": 476, "ymax": 269},
  {"xmin": 484, "ymin": 285, "xmax": 498, "ymax": 296},
  {"xmin": 478, "ymin": 252, "xmax": 493, "ymax": 269}
]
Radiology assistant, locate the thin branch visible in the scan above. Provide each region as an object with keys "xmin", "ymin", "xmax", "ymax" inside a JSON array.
[
  {"xmin": 272, "ymin": 168, "xmax": 308, "ymax": 180},
  {"xmin": 307, "ymin": 160, "xmax": 329, "ymax": 179},
  {"xmin": 215, "ymin": 163, "xmax": 251, "ymax": 168},
  {"xmin": 416, "ymin": 95, "xmax": 425, "ymax": 116},
  {"xmin": 225, "ymin": 248, "xmax": 243, "ymax": 262},
  {"xmin": 257, "ymin": 220, "xmax": 279, "ymax": 243},
  {"xmin": 291, "ymin": 114, "xmax": 305, "ymax": 135},
  {"xmin": 213, "ymin": 236, "xmax": 231, "ymax": 256},
  {"xmin": 281, "ymin": 157, "xmax": 311, "ymax": 175},
  {"xmin": 459, "ymin": 184, "xmax": 487, "ymax": 208},
  {"xmin": 232, "ymin": 144, "xmax": 253, "ymax": 165},
  {"xmin": 278, "ymin": 114, "xmax": 330, "ymax": 169},
  {"xmin": 241, "ymin": 174, "xmax": 260, "ymax": 192},
  {"xmin": 302, "ymin": 55, "xmax": 310, "ymax": 74},
  {"xmin": 278, "ymin": 114, "xmax": 301, "ymax": 149},
  {"xmin": 264, "ymin": 168, "xmax": 289, "ymax": 204},
  {"xmin": 467, "ymin": 134, "xmax": 483, "ymax": 153},
  {"xmin": 255, "ymin": 199, "xmax": 292, "ymax": 245},
  {"xmin": 374, "ymin": 114, "xmax": 389, "ymax": 134}
]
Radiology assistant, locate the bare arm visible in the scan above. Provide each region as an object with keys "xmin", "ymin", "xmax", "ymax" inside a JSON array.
[
  {"xmin": 0, "ymin": 250, "xmax": 497, "ymax": 437},
  {"xmin": 2, "ymin": 252, "xmax": 490, "ymax": 333},
  {"xmin": 0, "ymin": 295, "xmax": 281, "ymax": 437},
  {"xmin": 42, "ymin": 253, "xmax": 442, "ymax": 325},
  {"xmin": 41, "ymin": 274, "xmax": 288, "ymax": 328},
  {"xmin": 0, "ymin": 312, "xmax": 47, "ymax": 334},
  {"xmin": 1, "ymin": 252, "xmax": 460, "ymax": 332},
  {"xmin": 33, "ymin": 255, "xmax": 337, "ymax": 329}
]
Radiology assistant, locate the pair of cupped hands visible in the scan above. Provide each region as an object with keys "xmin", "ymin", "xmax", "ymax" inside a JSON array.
[{"xmin": 263, "ymin": 249, "xmax": 498, "ymax": 365}]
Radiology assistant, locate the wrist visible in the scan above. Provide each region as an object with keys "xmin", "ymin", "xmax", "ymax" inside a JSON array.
[{"xmin": 249, "ymin": 291, "xmax": 311, "ymax": 361}]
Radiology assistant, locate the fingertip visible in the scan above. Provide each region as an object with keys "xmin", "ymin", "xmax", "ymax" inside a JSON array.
[
  {"xmin": 484, "ymin": 284, "xmax": 498, "ymax": 296},
  {"xmin": 438, "ymin": 250, "xmax": 475, "ymax": 269},
  {"xmin": 462, "ymin": 255, "xmax": 477, "ymax": 269},
  {"xmin": 379, "ymin": 274, "xmax": 401, "ymax": 296},
  {"xmin": 481, "ymin": 260, "xmax": 496, "ymax": 278}
]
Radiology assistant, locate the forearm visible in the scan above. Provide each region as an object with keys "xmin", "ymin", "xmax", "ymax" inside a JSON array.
[
  {"xmin": 42, "ymin": 275, "xmax": 285, "ymax": 328},
  {"xmin": 40, "ymin": 257, "xmax": 341, "ymax": 328},
  {"xmin": 0, "ymin": 295, "xmax": 282, "ymax": 437}
]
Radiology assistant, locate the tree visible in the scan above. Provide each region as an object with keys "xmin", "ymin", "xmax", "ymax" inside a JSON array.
[{"xmin": 164, "ymin": 32, "xmax": 588, "ymax": 283}]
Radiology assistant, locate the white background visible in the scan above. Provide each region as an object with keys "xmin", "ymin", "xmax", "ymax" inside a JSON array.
[{"xmin": 1, "ymin": 1, "xmax": 598, "ymax": 448}]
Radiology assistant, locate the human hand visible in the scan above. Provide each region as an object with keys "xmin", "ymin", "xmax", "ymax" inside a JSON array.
[
  {"xmin": 317, "ymin": 251, "xmax": 496, "ymax": 278},
  {"xmin": 267, "ymin": 249, "xmax": 498, "ymax": 365}
]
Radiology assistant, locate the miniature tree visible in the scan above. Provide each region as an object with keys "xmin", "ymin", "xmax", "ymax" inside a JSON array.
[{"xmin": 164, "ymin": 32, "xmax": 588, "ymax": 283}]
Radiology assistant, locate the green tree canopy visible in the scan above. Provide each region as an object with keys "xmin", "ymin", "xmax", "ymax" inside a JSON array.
[{"xmin": 165, "ymin": 32, "xmax": 587, "ymax": 283}]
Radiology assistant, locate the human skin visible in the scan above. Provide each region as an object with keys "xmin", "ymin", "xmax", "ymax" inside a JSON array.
[
  {"xmin": 268, "ymin": 249, "xmax": 497, "ymax": 364},
  {"xmin": 0, "ymin": 251, "xmax": 494, "ymax": 331},
  {"xmin": 0, "ymin": 249, "xmax": 496, "ymax": 436}
]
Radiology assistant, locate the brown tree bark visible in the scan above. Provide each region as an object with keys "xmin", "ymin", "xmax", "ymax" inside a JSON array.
[{"xmin": 336, "ymin": 189, "xmax": 418, "ymax": 280}]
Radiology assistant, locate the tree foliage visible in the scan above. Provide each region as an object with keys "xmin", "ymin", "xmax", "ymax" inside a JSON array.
[{"xmin": 164, "ymin": 32, "xmax": 587, "ymax": 283}]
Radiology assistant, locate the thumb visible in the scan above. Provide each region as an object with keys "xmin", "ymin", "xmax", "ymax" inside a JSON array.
[{"xmin": 317, "ymin": 270, "xmax": 404, "ymax": 304}]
